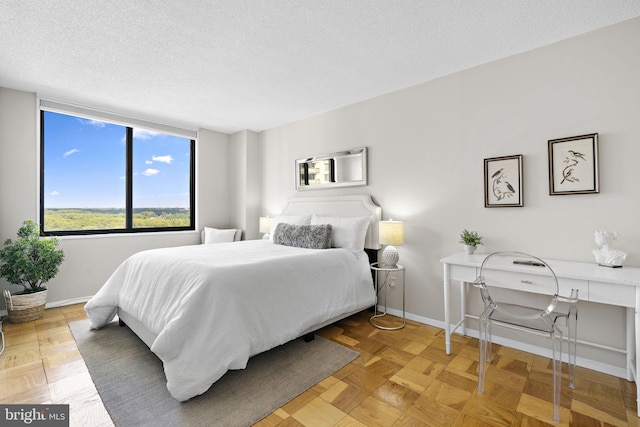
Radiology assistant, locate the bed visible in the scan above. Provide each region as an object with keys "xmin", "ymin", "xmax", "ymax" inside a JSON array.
[{"xmin": 84, "ymin": 195, "xmax": 381, "ymax": 401}]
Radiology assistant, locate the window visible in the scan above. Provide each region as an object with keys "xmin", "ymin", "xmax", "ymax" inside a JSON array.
[{"xmin": 40, "ymin": 103, "xmax": 196, "ymax": 235}]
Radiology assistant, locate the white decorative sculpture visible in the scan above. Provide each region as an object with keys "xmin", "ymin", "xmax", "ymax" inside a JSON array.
[{"xmin": 592, "ymin": 231, "xmax": 627, "ymax": 267}]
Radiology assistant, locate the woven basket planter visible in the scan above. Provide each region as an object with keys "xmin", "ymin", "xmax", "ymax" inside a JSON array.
[{"xmin": 3, "ymin": 289, "xmax": 47, "ymax": 323}]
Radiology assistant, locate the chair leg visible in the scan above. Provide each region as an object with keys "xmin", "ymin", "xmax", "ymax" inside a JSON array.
[
  {"xmin": 478, "ymin": 314, "xmax": 490, "ymax": 394},
  {"xmin": 487, "ymin": 321, "xmax": 493, "ymax": 363},
  {"xmin": 568, "ymin": 312, "xmax": 577, "ymax": 389},
  {"xmin": 551, "ymin": 328, "xmax": 563, "ymax": 423}
]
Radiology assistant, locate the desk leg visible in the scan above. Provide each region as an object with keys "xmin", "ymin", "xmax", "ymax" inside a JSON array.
[
  {"xmin": 460, "ymin": 280, "xmax": 466, "ymax": 336},
  {"xmin": 627, "ymin": 306, "xmax": 635, "ymax": 382},
  {"xmin": 444, "ymin": 263, "xmax": 451, "ymax": 355}
]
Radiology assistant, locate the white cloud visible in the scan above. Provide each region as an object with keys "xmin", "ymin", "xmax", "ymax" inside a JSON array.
[
  {"xmin": 64, "ymin": 148, "xmax": 79, "ymax": 157},
  {"xmin": 78, "ymin": 118, "xmax": 106, "ymax": 127},
  {"xmin": 145, "ymin": 160, "xmax": 153, "ymax": 165},
  {"xmin": 142, "ymin": 168, "xmax": 160, "ymax": 176},
  {"xmin": 133, "ymin": 129, "xmax": 160, "ymax": 140},
  {"xmin": 50, "ymin": 190, "xmax": 60, "ymax": 196},
  {"xmin": 152, "ymin": 155, "xmax": 173, "ymax": 164}
]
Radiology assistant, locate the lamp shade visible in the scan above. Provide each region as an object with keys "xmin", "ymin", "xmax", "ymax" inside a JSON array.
[
  {"xmin": 379, "ymin": 220, "xmax": 404, "ymax": 246},
  {"xmin": 379, "ymin": 220, "xmax": 404, "ymax": 267},
  {"xmin": 259, "ymin": 216, "xmax": 272, "ymax": 234}
]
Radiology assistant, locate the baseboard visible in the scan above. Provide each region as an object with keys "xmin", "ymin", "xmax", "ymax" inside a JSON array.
[
  {"xmin": 46, "ymin": 296, "xmax": 92, "ymax": 309},
  {"xmin": 0, "ymin": 296, "xmax": 92, "ymax": 318},
  {"xmin": 377, "ymin": 305, "xmax": 629, "ymax": 380}
]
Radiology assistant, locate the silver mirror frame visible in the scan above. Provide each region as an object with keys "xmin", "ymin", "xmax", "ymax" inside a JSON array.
[{"xmin": 295, "ymin": 147, "xmax": 367, "ymax": 191}]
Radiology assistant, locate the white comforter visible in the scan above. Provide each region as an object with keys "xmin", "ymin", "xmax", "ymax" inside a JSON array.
[{"xmin": 84, "ymin": 240, "xmax": 375, "ymax": 401}]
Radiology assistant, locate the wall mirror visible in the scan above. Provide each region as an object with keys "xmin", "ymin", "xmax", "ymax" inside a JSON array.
[{"xmin": 295, "ymin": 147, "xmax": 367, "ymax": 190}]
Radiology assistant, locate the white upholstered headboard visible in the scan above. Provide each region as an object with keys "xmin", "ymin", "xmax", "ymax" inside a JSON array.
[{"xmin": 281, "ymin": 195, "xmax": 382, "ymax": 250}]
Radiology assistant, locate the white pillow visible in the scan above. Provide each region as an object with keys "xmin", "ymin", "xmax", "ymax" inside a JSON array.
[
  {"xmin": 203, "ymin": 227, "xmax": 238, "ymax": 244},
  {"xmin": 311, "ymin": 215, "xmax": 370, "ymax": 254},
  {"xmin": 269, "ymin": 215, "xmax": 312, "ymax": 242}
]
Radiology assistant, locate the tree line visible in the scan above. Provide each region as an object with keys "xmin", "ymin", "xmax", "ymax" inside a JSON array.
[{"xmin": 44, "ymin": 208, "xmax": 190, "ymax": 230}]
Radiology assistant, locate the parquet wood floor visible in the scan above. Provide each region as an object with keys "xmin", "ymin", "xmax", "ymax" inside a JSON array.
[{"xmin": 0, "ymin": 304, "xmax": 638, "ymax": 426}]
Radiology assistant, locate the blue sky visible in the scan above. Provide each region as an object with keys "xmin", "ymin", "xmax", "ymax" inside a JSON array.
[{"xmin": 43, "ymin": 111, "xmax": 191, "ymax": 209}]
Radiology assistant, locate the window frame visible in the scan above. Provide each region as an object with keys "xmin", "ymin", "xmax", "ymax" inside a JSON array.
[{"xmin": 39, "ymin": 103, "xmax": 196, "ymax": 236}]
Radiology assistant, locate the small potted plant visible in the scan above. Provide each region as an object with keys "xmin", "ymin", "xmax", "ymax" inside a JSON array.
[
  {"xmin": 0, "ymin": 220, "xmax": 65, "ymax": 323},
  {"xmin": 459, "ymin": 229, "xmax": 483, "ymax": 254}
]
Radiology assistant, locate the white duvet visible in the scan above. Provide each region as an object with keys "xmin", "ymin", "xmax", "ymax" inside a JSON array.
[{"xmin": 84, "ymin": 240, "xmax": 375, "ymax": 401}]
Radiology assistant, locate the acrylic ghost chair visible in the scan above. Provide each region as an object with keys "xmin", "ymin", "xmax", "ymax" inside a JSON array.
[{"xmin": 472, "ymin": 251, "xmax": 578, "ymax": 423}]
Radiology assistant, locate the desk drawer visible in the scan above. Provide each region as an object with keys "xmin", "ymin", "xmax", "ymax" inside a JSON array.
[
  {"xmin": 479, "ymin": 271, "xmax": 588, "ymax": 299},
  {"xmin": 449, "ymin": 264, "xmax": 478, "ymax": 282},
  {"xmin": 482, "ymin": 270, "xmax": 558, "ymax": 294},
  {"xmin": 589, "ymin": 281, "xmax": 635, "ymax": 307}
]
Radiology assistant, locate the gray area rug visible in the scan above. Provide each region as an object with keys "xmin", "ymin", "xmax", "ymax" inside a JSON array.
[{"xmin": 69, "ymin": 319, "xmax": 359, "ymax": 427}]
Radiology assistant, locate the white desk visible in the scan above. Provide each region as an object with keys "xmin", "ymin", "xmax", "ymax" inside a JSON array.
[{"xmin": 441, "ymin": 252, "xmax": 640, "ymax": 415}]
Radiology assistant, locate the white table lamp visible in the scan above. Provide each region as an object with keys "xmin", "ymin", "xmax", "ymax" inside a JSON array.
[
  {"xmin": 259, "ymin": 216, "xmax": 272, "ymax": 239},
  {"xmin": 379, "ymin": 219, "xmax": 404, "ymax": 267}
]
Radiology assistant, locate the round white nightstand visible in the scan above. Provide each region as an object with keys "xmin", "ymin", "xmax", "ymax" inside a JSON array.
[{"xmin": 369, "ymin": 262, "xmax": 405, "ymax": 330}]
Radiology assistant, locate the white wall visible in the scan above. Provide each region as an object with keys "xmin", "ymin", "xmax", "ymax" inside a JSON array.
[
  {"xmin": 0, "ymin": 87, "xmax": 232, "ymax": 308},
  {"xmin": 259, "ymin": 18, "xmax": 640, "ymax": 373},
  {"xmin": 229, "ymin": 130, "xmax": 261, "ymax": 239}
]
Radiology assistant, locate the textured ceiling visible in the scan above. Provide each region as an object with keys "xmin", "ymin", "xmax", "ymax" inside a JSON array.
[{"xmin": 1, "ymin": 1, "xmax": 639, "ymax": 133}]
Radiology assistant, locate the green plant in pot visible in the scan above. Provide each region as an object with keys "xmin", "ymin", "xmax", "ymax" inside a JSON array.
[
  {"xmin": 0, "ymin": 220, "xmax": 64, "ymax": 323},
  {"xmin": 459, "ymin": 229, "xmax": 483, "ymax": 254}
]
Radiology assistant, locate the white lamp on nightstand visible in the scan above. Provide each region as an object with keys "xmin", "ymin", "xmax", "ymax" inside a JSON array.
[
  {"xmin": 379, "ymin": 219, "xmax": 404, "ymax": 268},
  {"xmin": 259, "ymin": 216, "xmax": 272, "ymax": 239}
]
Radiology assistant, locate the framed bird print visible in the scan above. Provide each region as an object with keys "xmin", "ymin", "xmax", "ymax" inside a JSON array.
[
  {"xmin": 484, "ymin": 154, "xmax": 523, "ymax": 207},
  {"xmin": 548, "ymin": 133, "xmax": 599, "ymax": 195}
]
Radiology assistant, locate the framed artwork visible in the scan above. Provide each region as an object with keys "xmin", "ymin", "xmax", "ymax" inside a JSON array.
[
  {"xmin": 548, "ymin": 133, "xmax": 599, "ymax": 195},
  {"xmin": 484, "ymin": 154, "xmax": 523, "ymax": 207}
]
